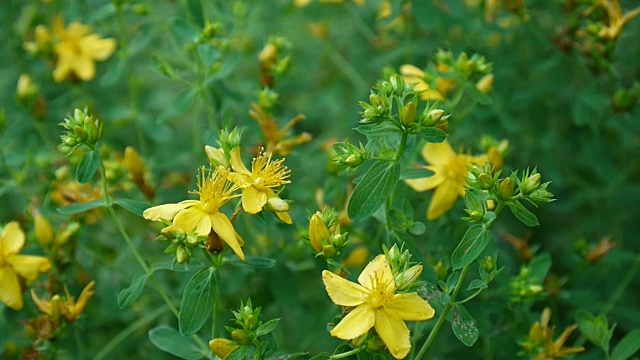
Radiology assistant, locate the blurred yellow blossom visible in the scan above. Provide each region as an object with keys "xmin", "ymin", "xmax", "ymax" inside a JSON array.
[
  {"xmin": 588, "ymin": 0, "xmax": 640, "ymax": 39},
  {"xmin": 519, "ymin": 307, "xmax": 584, "ymax": 359},
  {"xmin": 249, "ymin": 103, "xmax": 311, "ymax": 156},
  {"xmin": 31, "ymin": 281, "xmax": 96, "ymax": 322},
  {"xmin": 51, "ymin": 16, "xmax": 117, "ymax": 82},
  {"xmin": 143, "ymin": 166, "xmax": 246, "ymax": 261},
  {"xmin": 228, "ymin": 147, "xmax": 292, "ymax": 224},
  {"xmin": 322, "ymin": 255, "xmax": 434, "ymax": 359},
  {"xmin": 405, "ymin": 141, "xmax": 487, "ymax": 220},
  {"xmin": 400, "ymin": 64, "xmax": 444, "ymax": 101},
  {"xmin": 0, "ymin": 222, "xmax": 51, "ymax": 310}
]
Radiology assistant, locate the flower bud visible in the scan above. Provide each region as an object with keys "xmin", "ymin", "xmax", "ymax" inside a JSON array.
[
  {"xmin": 175, "ymin": 245, "xmax": 190, "ymax": 264},
  {"xmin": 266, "ymin": 197, "xmax": 289, "ymax": 212},
  {"xmin": 477, "ymin": 173, "xmax": 493, "ymax": 190},
  {"xmin": 209, "ymin": 338, "xmax": 239, "ymax": 359},
  {"xmin": 331, "ymin": 232, "xmax": 348, "ymax": 248},
  {"xmin": 523, "ymin": 173, "xmax": 541, "ymax": 194},
  {"xmin": 124, "ymin": 146, "xmax": 145, "ymax": 178},
  {"xmin": 17, "ymin": 74, "xmax": 39, "ymax": 101},
  {"xmin": 395, "ymin": 264, "xmax": 423, "ymax": 290},
  {"xmin": 309, "ymin": 212, "xmax": 329, "ymax": 253},
  {"xmin": 498, "ymin": 177, "xmax": 514, "ymax": 200},
  {"xmin": 231, "ymin": 329, "xmax": 252, "ymax": 345},
  {"xmin": 389, "ymin": 74, "xmax": 404, "ymax": 93},
  {"xmin": 323, "ymin": 244, "xmax": 338, "ymax": 258},
  {"xmin": 400, "ymin": 101, "xmax": 417, "ymax": 126},
  {"xmin": 469, "ymin": 210, "xmax": 483, "ymax": 221},
  {"xmin": 57, "ymin": 222, "xmax": 81, "ymax": 245},
  {"xmin": 424, "ymin": 108, "xmax": 445, "ymax": 126},
  {"xmin": 475, "ymin": 73, "xmax": 494, "ymax": 94},
  {"xmin": 479, "ymin": 255, "xmax": 496, "ymax": 273},
  {"xmin": 34, "ymin": 213, "xmax": 54, "ymax": 247}
]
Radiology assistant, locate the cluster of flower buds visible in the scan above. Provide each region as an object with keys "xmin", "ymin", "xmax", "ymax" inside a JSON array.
[
  {"xmin": 509, "ymin": 265, "xmax": 545, "ymax": 304},
  {"xmin": 59, "ymin": 108, "xmax": 103, "ymax": 155},
  {"xmin": 308, "ymin": 209, "xmax": 348, "ymax": 259},
  {"xmin": 332, "ymin": 140, "xmax": 369, "ymax": 168},
  {"xmin": 359, "ymin": 92, "xmax": 391, "ymax": 124},
  {"xmin": 515, "ymin": 168, "xmax": 554, "ymax": 203},
  {"xmin": 205, "ymin": 127, "xmax": 242, "ymax": 168},
  {"xmin": 34, "ymin": 212, "xmax": 81, "ymax": 248},
  {"xmin": 434, "ymin": 49, "xmax": 493, "ymax": 79},
  {"xmin": 258, "ymin": 36, "xmax": 292, "ymax": 88},
  {"xmin": 156, "ymin": 226, "xmax": 207, "ymax": 264},
  {"xmin": 383, "ymin": 244, "xmax": 424, "ymax": 291}
]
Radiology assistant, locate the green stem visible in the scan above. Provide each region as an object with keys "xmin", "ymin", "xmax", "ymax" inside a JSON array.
[
  {"xmin": 454, "ymin": 288, "xmax": 484, "ymax": 305},
  {"xmin": 93, "ymin": 307, "xmax": 168, "ymax": 360},
  {"xmin": 414, "ymin": 264, "xmax": 471, "ymax": 360},
  {"xmin": 394, "ymin": 131, "xmax": 409, "ymax": 161},
  {"xmin": 330, "ymin": 347, "xmax": 363, "ymax": 359}
]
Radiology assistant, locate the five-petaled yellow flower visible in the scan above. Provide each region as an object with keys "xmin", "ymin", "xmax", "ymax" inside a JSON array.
[
  {"xmin": 143, "ymin": 166, "xmax": 246, "ymax": 261},
  {"xmin": 405, "ymin": 141, "xmax": 487, "ymax": 220},
  {"xmin": 400, "ymin": 64, "xmax": 455, "ymax": 101},
  {"xmin": 322, "ymin": 255, "xmax": 434, "ymax": 359},
  {"xmin": 31, "ymin": 281, "xmax": 96, "ymax": 322},
  {"xmin": 228, "ymin": 147, "xmax": 292, "ymax": 224},
  {"xmin": 0, "ymin": 222, "xmax": 51, "ymax": 310},
  {"xmin": 52, "ymin": 16, "xmax": 116, "ymax": 82}
]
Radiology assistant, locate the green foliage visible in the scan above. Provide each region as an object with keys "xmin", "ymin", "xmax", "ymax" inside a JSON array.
[{"xmin": 179, "ymin": 267, "xmax": 219, "ymax": 336}]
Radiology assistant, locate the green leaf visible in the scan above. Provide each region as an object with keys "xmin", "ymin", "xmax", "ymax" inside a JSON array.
[
  {"xmin": 451, "ymin": 304, "xmax": 480, "ymax": 346},
  {"xmin": 354, "ymin": 122, "xmax": 400, "ymax": 137},
  {"xmin": 400, "ymin": 167, "xmax": 434, "ymax": 180},
  {"xmin": 225, "ymin": 345, "xmax": 249, "ymax": 360},
  {"xmin": 148, "ymin": 325, "xmax": 204, "ymax": 360},
  {"xmin": 255, "ymin": 318, "xmax": 280, "ymax": 337},
  {"xmin": 179, "ymin": 267, "xmax": 219, "ymax": 335},
  {"xmin": 464, "ymin": 81, "xmax": 492, "ymax": 105},
  {"xmin": 57, "ymin": 199, "xmax": 105, "ymax": 215},
  {"xmin": 576, "ymin": 310, "xmax": 615, "ymax": 352},
  {"xmin": 529, "ymin": 253, "xmax": 552, "ymax": 283},
  {"xmin": 418, "ymin": 127, "xmax": 447, "ymax": 143},
  {"xmin": 611, "ymin": 329, "xmax": 640, "ymax": 360},
  {"xmin": 225, "ymin": 255, "xmax": 276, "ymax": 269},
  {"xmin": 113, "ymin": 198, "xmax": 151, "ymax": 217},
  {"xmin": 308, "ymin": 353, "xmax": 331, "ymax": 360},
  {"xmin": 506, "ymin": 200, "xmax": 540, "ymax": 226},
  {"xmin": 451, "ymin": 225, "xmax": 491, "ymax": 270},
  {"xmin": 76, "ymin": 150, "xmax": 100, "ymax": 184},
  {"xmin": 117, "ymin": 274, "xmax": 148, "ymax": 309},
  {"xmin": 348, "ymin": 161, "xmax": 400, "ymax": 221},
  {"xmin": 467, "ymin": 279, "xmax": 488, "ymax": 291},
  {"xmin": 465, "ymin": 189, "xmax": 485, "ymax": 213}
]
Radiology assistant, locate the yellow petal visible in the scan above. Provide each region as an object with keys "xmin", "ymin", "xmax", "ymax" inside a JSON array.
[
  {"xmin": 427, "ymin": 180, "xmax": 460, "ymax": 220},
  {"xmin": 53, "ymin": 60, "xmax": 71, "ymax": 82},
  {"xmin": 71, "ymin": 54, "xmax": 96, "ymax": 81},
  {"xmin": 419, "ymin": 89, "xmax": 444, "ymax": 101},
  {"xmin": 229, "ymin": 147, "xmax": 251, "ymax": 175},
  {"xmin": 0, "ymin": 267, "xmax": 23, "ymax": 310},
  {"xmin": 399, "ymin": 64, "xmax": 425, "ymax": 78},
  {"xmin": 31, "ymin": 288, "xmax": 52, "ymax": 314},
  {"xmin": 6, "ymin": 255, "xmax": 51, "ymax": 283},
  {"xmin": 67, "ymin": 281, "xmax": 95, "ymax": 321},
  {"xmin": 210, "ymin": 212, "xmax": 245, "ymax": 261},
  {"xmin": 241, "ymin": 186, "xmax": 267, "ymax": 214},
  {"xmin": 80, "ymin": 35, "xmax": 116, "ymax": 60},
  {"xmin": 422, "ymin": 141, "xmax": 455, "ymax": 166},
  {"xmin": 386, "ymin": 293, "xmax": 435, "ymax": 321},
  {"xmin": 275, "ymin": 211, "xmax": 293, "ymax": 224},
  {"xmin": 1, "ymin": 221, "xmax": 25, "ymax": 256},
  {"xmin": 173, "ymin": 207, "xmax": 210, "ymax": 235},
  {"xmin": 358, "ymin": 255, "xmax": 395, "ymax": 295},
  {"xmin": 405, "ymin": 170, "xmax": 444, "ymax": 192},
  {"xmin": 143, "ymin": 202, "xmax": 192, "ymax": 221},
  {"xmin": 322, "ymin": 270, "xmax": 368, "ymax": 307},
  {"xmin": 209, "ymin": 338, "xmax": 239, "ymax": 359},
  {"xmin": 330, "ymin": 303, "xmax": 375, "ymax": 340},
  {"xmin": 374, "ymin": 308, "xmax": 411, "ymax": 359}
]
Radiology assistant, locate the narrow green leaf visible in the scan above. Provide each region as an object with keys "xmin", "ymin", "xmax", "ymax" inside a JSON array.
[
  {"xmin": 57, "ymin": 199, "xmax": 105, "ymax": 215},
  {"xmin": 347, "ymin": 161, "xmax": 400, "ymax": 221},
  {"xmin": 354, "ymin": 122, "xmax": 401, "ymax": 137},
  {"xmin": 507, "ymin": 200, "xmax": 540, "ymax": 227},
  {"xmin": 451, "ymin": 304, "xmax": 480, "ymax": 346},
  {"xmin": 451, "ymin": 225, "xmax": 491, "ymax": 270},
  {"xmin": 76, "ymin": 150, "xmax": 100, "ymax": 183},
  {"xmin": 467, "ymin": 279, "xmax": 488, "ymax": 291},
  {"xmin": 529, "ymin": 253, "xmax": 551, "ymax": 283},
  {"xmin": 225, "ymin": 256, "xmax": 276, "ymax": 269},
  {"xmin": 576, "ymin": 310, "xmax": 614, "ymax": 352},
  {"xmin": 464, "ymin": 189, "xmax": 485, "ymax": 213},
  {"xmin": 611, "ymin": 329, "xmax": 640, "ymax": 360},
  {"xmin": 117, "ymin": 274, "xmax": 148, "ymax": 309},
  {"xmin": 179, "ymin": 267, "xmax": 219, "ymax": 335},
  {"xmin": 148, "ymin": 325, "xmax": 204, "ymax": 360},
  {"xmin": 400, "ymin": 167, "xmax": 434, "ymax": 180},
  {"xmin": 225, "ymin": 345, "xmax": 249, "ymax": 360},
  {"xmin": 255, "ymin": 318, "xmax": 281, "ymax": 337},
  {"xmin": 418, "ymin": 127, "xmax": 447, "ymax": 143},
  {"xmin": 113, "ymin": 198, "xmax": 151, "ymax": 217}
]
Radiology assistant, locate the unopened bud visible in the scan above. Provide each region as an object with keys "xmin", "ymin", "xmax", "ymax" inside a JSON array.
[
  {"xmin": 175, "ymin": 245, "xmax": 190, "ymax": 264},
  {"xmin": 231, "ymin": 329, "xmax": 252, "ymax": 345},
  {"xmin": 475, "ymin": 74, "xmax": 494, "ymax": 94},
  {"xmin": 322, "ymin": 244, "xmax": 337, "ymax": 258},
  {"xmin": 479, "ymin": 255, "xmax": 496, "ymax": 273},
  {"xmin": 124, "ymin": 146, "xmax": 145, "ymax": 178},
  {"xmin": 469, "ymin": 210, "xmax": 483, "ymax": 221},
  {"xmin": 309, "ymin": 212, "xmax": 329, "ymax": 253},
  {"xmin": 477, "ymin": 173, "xmax": 493, "ymax": 190},
  {"xmin": 209, "ymin": 338, "xmax": 239, "ymax": 359},
  {"xmin": 400, "ymin": 101, "xmax": 417, "ymax": 126},
  {"xmin": 266, "ymin": 197, "xmax": 289, "ymax": 212},
  {"xmin": 523, "ymin": 173, "xmax": 541, "ymax": 194},
  {"xmin": 331, "ymin": 232, "xmax": 348, "ymax": 248},
  {"xmin": 498, "ymin": 177, "xmax": 514, "ymax": 200},
  {"xmin": 426, "ymin": 109, "xmax": 445, "ymax": 125},
  {"xmin": 34, "ymin": 213, "xmax": 54, "ymax": 247},
  {"xmin": 389, "ymin": 74, "xmax": 404, "ymax": 93},
  {"xmin": 395, "ymin": 264, "xmax": 423, "ymax": 290}
]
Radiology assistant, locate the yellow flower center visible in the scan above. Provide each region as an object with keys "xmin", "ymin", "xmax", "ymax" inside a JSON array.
[
  {"xmin": 444, "ymin": 154, "xmax": 472, "ymax": 184},
  {"xmin": 366, "ymin": 270, "xmax": 394, "ymax": 309},
  {"xmin": 192, "ymin": 167, "xmax": 237, "ymax": 214},
  {"xmin": 250, "ymin": 149, "xmax": 290, "ymax": 191}
]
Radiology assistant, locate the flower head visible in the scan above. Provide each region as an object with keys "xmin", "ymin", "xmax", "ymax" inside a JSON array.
[
  {"xmin": 51, "ymin": 17, "xmax": 116, "ymax": 82},
  {"xmin": 322, "ymin": 255, "xmax": 434, "ymax": 359},
  {"xmin": 228, "ymin": 147, "xmax": 292, "ymax": 224},
  {"xmin": 0, "ymin": 222, "xmax": 51, "ymax": 310},
  {"xmin": 143, "ymin": 167, "xmax": 245, "ymax": 261},
  {"xmin": 31, "ymin": 281, "xmax": 95, "ymax": 322},
  {"xmin": 405, "ymin": 141, "xmax": 487, "ymax": 220}
]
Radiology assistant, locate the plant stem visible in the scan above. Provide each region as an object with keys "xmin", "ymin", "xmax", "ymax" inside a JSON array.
[
  {"xmin": 454, "ymin": 288, "xmax": 484, "ymax": 305},
  {"xmin": 414, "ymin": 264, "xmax": 471, "ymax": 360},
  {"xmin": 330, "ymin": 347, "xmax": 363, "ymax": 359},
  {"xmin": 394, "ymin": 131, "xmax": 409, "ymax": 161}
]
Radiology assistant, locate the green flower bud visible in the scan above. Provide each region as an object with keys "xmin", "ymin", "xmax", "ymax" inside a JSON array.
[
  {"xmin": 266, "ymin": 197, "xmax": 289, "ymax": 212},
  {"xmin": 479, "ymin": 255, "xmax": 496, "ymax": 273},
  {"xmin": 175, "ymin": 245, "xmax": 190, "ymax": 264},
  {"xmin": 323, "ymin": 244, "xmax": 337, "ymax": 258},
  {"xmin": 231, "ymin": 329, "xmax": 252, "ymax": 345},
  {"xmin": 469, "ymin": 210, "xmax": 483, "ymax": 221},
  {"xmin": 477, "ymin": 173, "xmax": 493, "ymax": 190},
  {"xmin": 523, "ymin": 173, "xmax": 541, "ymax": 194},
  {"xmin": 424, "ymin": 108, "xmax": 445, "ymax": 126},
  {"xmin": 498, "ymin": 177, "xmax": 514, "ymax": 200},
  {"xmin": 395, "ymin": 264, "xmax": 423, "ymax": 290},
  {"xmin": 400, "ymin": 101, "xmax": 417, "ymax": 126}
]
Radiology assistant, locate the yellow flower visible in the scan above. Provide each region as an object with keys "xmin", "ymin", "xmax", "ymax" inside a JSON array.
[
  {"xmin": 405, "ymin": 141, "xmax": 487, "ymax": 220},
  {"xmin": 31, "ymin": 281, "xmax": 95, "ymax": 322},
  {"xmin": 400, "ymin": 64, "xmax": 444, "ymax": 101},
  {"xmin": 593, "ymin": 0, "xmax": 640, "ymax": 39},
  {"xmin": 322, "ymin": 255, "xmax": 435, "ymax": 359},
  {"xmin": 51, "ymin": 17, "xmax": 116, "ymax": 82},
  {"xmin": 143, "ymin": 166, "xmax": 245, "ymax": 261},
  {"xmin": 520, "ymin": 307, "xmax": 584, "ymax": 359},
  {"xmin": 209, "ymin": 338, "xmax": 239, "ymax": 359},
  {"xmin": 0, "ymin": 222, "xmax": 51, "ymax": 310},
  {"xmin": 228, "ymin": 147, "xmax": 292, "ymax": 224}
]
